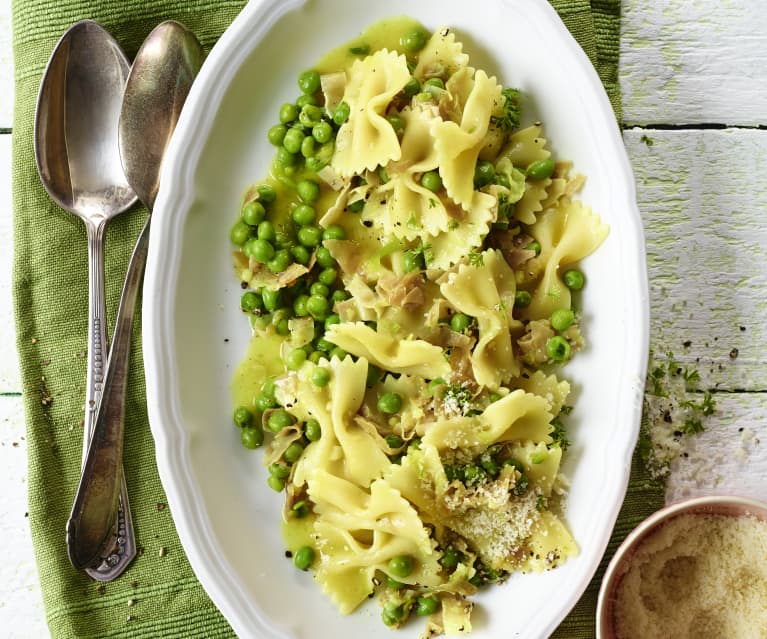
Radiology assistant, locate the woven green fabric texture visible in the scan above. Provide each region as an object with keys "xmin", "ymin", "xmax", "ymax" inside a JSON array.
[{"xmin": 12, "ymin": 1, "xmax": 655, "ymax": 637}]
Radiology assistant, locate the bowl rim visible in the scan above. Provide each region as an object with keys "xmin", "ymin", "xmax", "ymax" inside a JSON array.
[{"xmin": 596, "ymin": 494, "xmax": 767, "ymax": 639}]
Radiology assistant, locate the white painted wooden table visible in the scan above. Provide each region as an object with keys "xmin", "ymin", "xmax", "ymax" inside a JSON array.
[{"xmin": 2, "ymin": 1, "xmax": 766, "ymax": 636}]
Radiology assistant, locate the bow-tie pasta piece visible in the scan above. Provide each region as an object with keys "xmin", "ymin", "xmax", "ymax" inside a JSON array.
[{"xmin": 332, "ymin": 49, "xmax": 410, "ymax": 176}]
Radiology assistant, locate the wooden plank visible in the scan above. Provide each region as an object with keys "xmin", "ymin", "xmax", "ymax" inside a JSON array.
[
  {"xmin": 624, "ymin": 128, "xmax": 767, "ymax": 391},
  {"xmin": 0, "ymin": 0, "xmax": 12, "ymax": 129},
  {"xmin": 0, "ymin": 134, "xmax": 19, "ymax": 392},
  {"xmin": 621, "ymin": 0, "xmax": 767, "ymax": 126},
  {"xmin": 664, "ymin": 392, "xmax": 767, "ymax": 504},
  {"xmin": 0, "ymin": 396, "xmax": 47, "ymax": 638}
]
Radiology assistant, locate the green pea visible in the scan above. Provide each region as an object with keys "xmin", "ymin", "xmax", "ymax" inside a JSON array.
[
  {"xmin": 293, "ymin": 545, "xmax": 315, "ymax": 571},
  {"xmin": 403, "ymin": 76, "xmax": 420, "ymax": 97},
  {"xmin": 268, "ymin": 410, "xmax": 295, "ymax": 433},
  {"xmin": 262, "ymin": 288, "xmax": 282, "ymax": 311},
  {"xmin": 546, "ymin": 336, "xmax": 571, "ymax": 362},
  {"xmin": 299, "ymin": 135, "xmax": 316, "ymax": 158},
  {"xmin": 366, "ymin": 365, "xmax": 382, "ymax": 387},
  {"xmin": 382, "ymin": 602, "xmax": 405, "ymax": 627},
  {"xmin": 420, "ymin": 170, "xmax": 442, "ymax": 193},
  {"xmin": 563, "ymin": 268, "xmax": 586, "ymax": 291},
  {"xmin": 488, "ymin": 392, "xmax": 502, "ymax": 403},
  {"xmin": 297, "ymin": 179, "xmax": 320, "ymax": 203},
  {"xmin": 387, "ymin": 554, "xmax": 414, "ymax": 578},
  {"xmin": 307, "ymin": 295, "xmax": 329, "ymax": 319},
  {"xmin": 474, "ymin": 160, "xmax": 496, "ymax": 187},
  {"xmin": 424, "ymin": 77, "xmax": 445, "ymax": 90},
  {"xmin": 385, "ymin": 434, "xmax": 403, "ymax": 449},
  {"xmin": 255, "ymin": 392, "xmax": 277, "ymax": 413},
  {"xmin": 515, "ymin": 290, "xmax": 532, "ymax": 308},
  {"xmin": 268, "ymin": 124, "xmax": 288, "ymax": 146},
  {"xmin": 305, "ymin": 418, "xmax": 322, "ymax": 441},
  {"xmin": 284, "ymin": 441, "xmax": 304, "ymax": 463},
  {"xmin": 415, "ymin": 596, "xmax": 439, "ymax": 616},
  {"xmin": 276, "ymin": 318, "xmax": 290, "ymax": 335},
  {"xmin": 240, "ymin": 291, "xmax": 262, "ymax": 313},
  {"xmin": 526, "ymin": 240, "xmax": 542, "ymax": 255},
  {"xmin": 296, "ymin": 94, "xmax": 318, "ymax": 108},
  {"xmin": 233, "ymin": 406, "xmax": 253, "ymax": 428},
  {"xmin": 291, "ymin": 203, "xmax": 315, "ymax": 227},
  {"xmin": 261, "ymin": 378, "xmax": 277, "ymax": 398},
  {"xmin": 428, "ymin": 378, "xmax": 446, "ymax": 396},
  {"xmin": 267, "ymin": 249, "xmax": 291, "ymax": 273},
  {"xmin": 330, "ymin": 347, "xmax": 346, "ymax": 360},
  {"xmin": 298, "ymin": 69, "xmax": 321, "ymax": 95},
  {"xmin": 316, "ymin": 247, "xmax": 336, "ymax": 268},
  {"xmin": 291, "ymin": 500, "xmax": 310, "ymax": 518},
  {"xmin": 230, "ymin": 220, "xmax": 250, "ymax": 246},
  {"xmin": 269, "ymin": 462, "xmax": 291, "ymax": 479},
  {"xmin": 333, "ymin": 101, "xmax": 350, "ymax": 126},
  {"xmin": 267, "ymin": 475, "xmax": 285, "ymax": 492},
  {"xmin": 318, "ymin": 268, "xmax": 337, "ymax": 286},
  {"xmin": 275, "ymin": 146, "xmax": 298, "ymax": 167},
  {"xmin": 312, "ymin": 120, "xmax": 333, "ymax": 144},
  {"xmin": 283, "ymin": 127, "xmax": 305, "ymax": 155},
  {"xmin": 298, "ymin": 225, "xmax": 322, "ymax": 247},
  {"xmin": 331, "ymin": 289, "xmax": 349, "ymax": 303},
  {"xmin": 305, "ymin": 156, "xmax": 325, "ymax": 173},
  {"xmin": 286, "ymin": 348, "xmax": 307, "ymax": 371},
  {"xmin": 526, "ymin": 158, "xmax": 556, "ymax": 180},
  {"xmin": 308, "ymin": 350, "xmax": 322, "ymax": 364},
  {"xmin": 292, "ymin": 294, "xmax": 309, "ymax": 317},
  {"xmin": 401, "ymin": 29, "xmax": 428, "ymax": 52},
  {"xmin": 440, "ymin": 547, "xmax": 461, "ymax": 569},
  {"xmin": 240, "ymin": 427, "xmax": 264, "ymax": 449},
  {"xmin": 242, "ymin": 201, "xmax": 265, "ymax": 226},
  {"xmin": 247, "ymin": 238, "xmax": 275, "ymax": 263},
  {"xmin": 401, "ymin": 250, "xmax": 423, "ymax": 273},
  {"xmin": 291, "ymin": 245, "xmax": 311, "ymax": 265},
  {"xmin": 279, "ymin": 102, "xmax": 299, "ymax": 123},
  {"xmin": 310, "ymin": 282, "xmax": 329, "ymax": 297},
  {"xmin": 463, "ymin": 464, "xmax": 487, "ymax": 485},
  {"xmin": 324, "ymin": 314, "xmax": 341, "ymax": 330},
  {"xmin": 316, "ymin": 337, "xmax": 334, "ymax": 352},
  {"xmin": 550, "ymin": 308, "xmax": 575, "ymax": 332},
  {"xmin": 312, "ymin": 366, "xmax": 331, "ymax": 387},
  {"xmin": 347, "ymin": 199, "xmax": 364, "ymax": 213},
  {"xmin": 378, "ymin": 392, "xmax": 403, "ymax": 414},
  {"xmin": 323, "ymin": 224, "xmax": 346, "ymax": 241},
  {"xmin": 299, "ymin": 104, "xmax": 324, "ymax": 128},
  {"xmin": 386, "ymin": 114, "xmax": 405, "ymax": 137},
  {"xmin": 450, "ymin": 313, "xmax": 472, "ymax": 333},
  {"xmin": 256, "ymin": 184, "xmax": 277, "ymax": 203}
]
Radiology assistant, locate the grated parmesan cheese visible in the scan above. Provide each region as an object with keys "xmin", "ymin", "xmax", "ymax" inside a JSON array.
[{"xmin": 614, "ymin": 513, "xmax": 767, "ymax": 639}]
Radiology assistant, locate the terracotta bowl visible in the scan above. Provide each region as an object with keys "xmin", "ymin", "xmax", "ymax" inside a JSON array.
[{"xmin": 596, "ymin": 495, "xmax": 767, "ymax": 639}]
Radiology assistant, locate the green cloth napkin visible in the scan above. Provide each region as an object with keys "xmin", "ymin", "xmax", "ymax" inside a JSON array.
[{"xmin": 12, "ymin": 1, "xmax": 657, "ymax": 637}]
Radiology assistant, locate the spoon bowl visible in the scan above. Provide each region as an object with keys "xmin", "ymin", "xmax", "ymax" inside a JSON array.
[{"xmin": 34, "ymin": 19, "xmax": 138, "ymax": 581}]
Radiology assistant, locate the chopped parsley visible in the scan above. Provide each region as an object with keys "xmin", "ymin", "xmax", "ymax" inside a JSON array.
[
  {"xmin": 468, "ymin": 252, "xmax": 484, "ymax": 267},
  {"xmin": 491, "ymin": 87, "xmax": 522, "ymax": 132}
]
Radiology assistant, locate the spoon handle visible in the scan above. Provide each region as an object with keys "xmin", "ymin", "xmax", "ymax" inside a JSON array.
[
  {"xmin": 67, "ymin": 217, "xmax": 149, "ymax": 572},
  {"xmin": 77, "ymin": 221, "xmax": 137, "ymax": 581}
]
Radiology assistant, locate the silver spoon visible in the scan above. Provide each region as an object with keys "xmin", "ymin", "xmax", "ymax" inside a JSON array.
[
  {"xmin": 34, "ymin": 19, "xmax": 138, "ymax": 581},
  {"xmin": 66, "ymin": 21, "xmax": 205, "ymax": 571}
]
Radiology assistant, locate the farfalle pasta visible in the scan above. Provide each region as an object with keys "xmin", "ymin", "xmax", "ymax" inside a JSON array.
[{"xmin": 227, "ymin": 17, "xmax": 608, "ymax": 637}]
